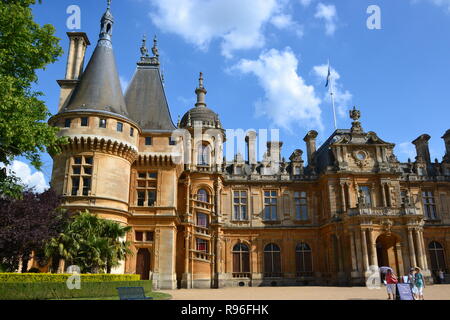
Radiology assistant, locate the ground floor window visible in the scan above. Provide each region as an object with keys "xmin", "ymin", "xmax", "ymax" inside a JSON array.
[
  {"xmin": 429, "ymin": 241, "xmax": 446, "ymax": 272},
  {"xmin": 296, "ymin": 242, "xmax": 313, "ymax": 276},
  {"xmin": 264, "ymin": 243, "xmax": 281, "ymax": 277},
  {"xmin": 233, "ymin": 243, "xmax": 250, "ymax": 275}
]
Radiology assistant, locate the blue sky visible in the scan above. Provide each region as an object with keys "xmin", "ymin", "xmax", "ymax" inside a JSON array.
[{"xmin": 15, "ymin": 0, "xmax": 450, "ymax": 190}]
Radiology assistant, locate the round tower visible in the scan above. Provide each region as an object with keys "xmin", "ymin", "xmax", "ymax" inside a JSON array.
[{"xmin": 48, "ymin": 1, "xmax": 138, "ymax": 225}]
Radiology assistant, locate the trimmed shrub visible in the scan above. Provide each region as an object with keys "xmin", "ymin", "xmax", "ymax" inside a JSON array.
[
  {"xmin": 0, "ymin": 280, "xmax": 152, "ymax": 300},
  {"xmin": 0, "ymin": 273, "xmax": 140, "ymax": 283}
]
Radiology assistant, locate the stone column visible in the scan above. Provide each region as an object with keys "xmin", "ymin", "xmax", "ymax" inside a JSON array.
[
  {"xmin": 368, "ymin": 229, "xmax": 378, "ymax": 267},
  {"xmin": 349, "ymin": 231, "xmax": 358, "ymax": 271},
  {"xmin": 414, "ymin": 229, "xmax": 425, "ymax": 269},
  {"xmin": 408, "ymin": 228, "xmax": 417, "ymax": 268},
  {"xmin": 340, "ymin": 183, "xmax": 347, "ymax": 212},
  {"xmin": 381, "ymin": 183, "xmax": 387, "ymax": 207},
  {"xmin": 361, "ymin": 229, "xmax": 370, "ymax": 271},
  {"xmin": 419, "ymin": 230, "xmax": 429, "ymax": 270}
]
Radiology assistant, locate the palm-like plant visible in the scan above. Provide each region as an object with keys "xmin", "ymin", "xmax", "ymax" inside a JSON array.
[{"xmin": 45, "ymin": 210, "xmax": 132, "ymax": 273}]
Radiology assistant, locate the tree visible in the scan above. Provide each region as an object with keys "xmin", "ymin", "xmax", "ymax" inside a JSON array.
[
  {"xmin": 0, "ymin": 189, "xmax": 69, "ymax": 272},
  {"xmin": 45, "ymin": 211, "xmax": 132, "ymax": 274},
  {"xmin": 0, "ymin": 0, "xmax": 66, "ymax": 198}
]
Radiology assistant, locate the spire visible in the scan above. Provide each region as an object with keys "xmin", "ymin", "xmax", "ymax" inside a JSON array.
[
  {"xmin": 195, "ymin": 72, "xmax": 207, "ymax": 107},
  {"xmin": 99, "ymin": 0, "xmax": 114, "ymax": 46},
  {"xmin": 152, "ymin": 35, "xmax": 159, "ymax": 59},
  {"xmin": 60, "ymin": 0, "xmax": 128, "ymax": 117}
]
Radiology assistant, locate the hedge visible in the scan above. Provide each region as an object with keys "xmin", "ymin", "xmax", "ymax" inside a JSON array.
[
  {"xmin": 0, "ymin": 280, "xmax": 152, "ymax": 300},
  {"xmin": 0, "ymin": 273, "xmax": 140, "ymax": 283}
]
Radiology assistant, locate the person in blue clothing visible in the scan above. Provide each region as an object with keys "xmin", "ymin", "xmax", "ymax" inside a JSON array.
[{"xmin": 414, "ymin": 267, "xmax": 425, "ymax": 300}]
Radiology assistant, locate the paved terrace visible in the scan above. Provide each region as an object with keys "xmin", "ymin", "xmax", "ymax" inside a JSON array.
[{"xmin": 161, "ymin": 285, "xmax": 450, "ymax": 300}]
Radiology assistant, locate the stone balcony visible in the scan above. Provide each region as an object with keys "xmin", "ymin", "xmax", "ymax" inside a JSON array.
[{"xmin": 348, "ymin": 206, "xmax": 420, "ymax": 217}]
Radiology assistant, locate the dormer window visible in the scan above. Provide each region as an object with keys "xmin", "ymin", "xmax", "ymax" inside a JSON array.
[{"xmin": 99, "ymin": 119, "xmax": 107, "ymax": 128}]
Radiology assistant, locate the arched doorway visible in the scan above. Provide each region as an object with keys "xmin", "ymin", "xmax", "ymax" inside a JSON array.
[
  {"xmin": 136, "ymin": 248, "xmax": 151, "ymax": 280},
  {"xmin": 376, "ymin": 233, "xmax": 402, "ymax": 276}
]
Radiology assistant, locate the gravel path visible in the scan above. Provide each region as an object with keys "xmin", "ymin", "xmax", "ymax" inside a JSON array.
[{"xmin": 160, "ymin": 284, "xmax": 450, "ymax": 300}]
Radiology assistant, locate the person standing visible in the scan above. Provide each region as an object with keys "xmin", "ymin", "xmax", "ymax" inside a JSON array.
[
  {"xmin": 407, "ymin": 268, "xmax": 417, "ymax": 300},
  {"xmin": 414, "ymin": 267, "xmax": 425, "ymax": 300},
  {"xmin": 386, "ymin": 269, "xmax": 398, "ymax": 300}
]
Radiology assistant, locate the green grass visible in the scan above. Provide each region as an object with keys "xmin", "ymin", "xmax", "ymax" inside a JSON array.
[{"xmin": 62, "ymin": 291, "xmax": 172, "ymax": 300}]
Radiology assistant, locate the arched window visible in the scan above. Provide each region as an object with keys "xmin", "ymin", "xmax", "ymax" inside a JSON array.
[
  {"xmin": 197, "ymin": 189, "xmax": 209, "ymax": 203},
  {"xmin": 429, "ymin": 241, "xmax": 447, "ymax": 272},
  {"xmin": 264, "ymin": 243, "xmax": 281, "ymax": 277},
  {"xmin": 232, "ymin": 243, "xmax": 250, "ymax": 275},
  {"xmin": 296, "ymin": 242, "xmax": 312, "ymax": 276},
  {"xmin": 197, "ymin": 144, "xmax": 211, "ymax": 166}
]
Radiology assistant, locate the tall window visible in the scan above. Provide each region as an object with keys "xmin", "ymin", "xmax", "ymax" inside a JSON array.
[
  {"xmin": 294, "ymin": 192, "xmax": 308, "ymax": 221},
  {"xmin": 233, "ymin": 191, "xmax": 248, "ymax": 221},
  {"xmin": 197, "ymin": 189, "xmax": 209, "ymax": 203},
  {"xmin": 296, "ymin": 242, "xmax": 313, "ymax": 275},
  {"xmin": 233, "ymin": 243, "xmax": 250, "ymax": 274},
  {"xmin": 264, "ymin": 243, "xmax": 281, "ymax": 277},
  {"xmin": 196, "ymin": 238, "xmax": 208, "ymax": 252},
  {"xmin": 358, "ymin": 186, "xmax": 372, "ymax": 207},
  {"xmin": 196, "ymin": 213, "xmax": 208, "ymax": 227},
  {"xmin": 428, "ymin": 241, "xmax": 446, "ymax": 272},
  {"xmin": 117, "ymin": 122, "xmax": 123, "ymax": 132},
  {"xmin": 136, "ymin": 171, "xmax": 158, "ymax": 207},
  {"xmin": 264, "ymin": 191, "xmax": 278, "ymax": 221},
  {"xmin": 422, "ymin": 191, "xmax": 437, "ymax": 219},
  {"xmin": 70, "ymin": 156, "xmax": 93, "ymax": 196},
  {"xmin": 197, "ymin": 144, "xmax": 211, "ymax": 166}
]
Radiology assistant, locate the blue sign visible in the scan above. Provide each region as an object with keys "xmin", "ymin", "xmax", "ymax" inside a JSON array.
[{"xmin": 397, "ymin": 283, "xmax": 414, "ymax": 300}]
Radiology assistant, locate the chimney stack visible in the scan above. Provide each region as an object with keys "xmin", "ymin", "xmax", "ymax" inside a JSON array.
[
  {"xmin": 57, "ymin": 32, "xmax": 90, "ymax": 111},
  {"xmin": 267, "ymin": 141, "xmax": 283, "ymax": 163},
  {"xmin": 304, "ymin": 130, "xmax": 318, "ymax": 166},
  {"xmin": 412, "ymin": 134, "xmax": 431, "ymax": 163},
  {"xmin": 442, "ymin": 129, "xmax": 450, "ymax": 162},
  {"xmin": 246, "ymin": 131, "xmax": 257, "ymax": 165}
]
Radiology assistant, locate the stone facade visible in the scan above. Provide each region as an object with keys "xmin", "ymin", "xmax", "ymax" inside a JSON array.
[{"xmin": 48, "ymin": 5, "xmax": 450, "ymax": 289}]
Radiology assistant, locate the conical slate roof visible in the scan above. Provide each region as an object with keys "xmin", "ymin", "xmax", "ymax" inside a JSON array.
[
  {"xmin": 125, "ymin": 63, "xmax": 176, "ymax": 131},
  {"xmin": 60, "ymin": 4, "xmax": 128, "ymax": 118}
]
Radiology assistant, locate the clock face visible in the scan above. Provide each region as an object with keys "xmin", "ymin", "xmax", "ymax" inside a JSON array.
[{"xmin": 356, "ymin": 151, "xmax": 366, "ymax": 161}]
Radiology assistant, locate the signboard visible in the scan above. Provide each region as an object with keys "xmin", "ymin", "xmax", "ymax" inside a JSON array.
[{"xmin": 396, "ymin": 283, "xmax": 414, "ymax": 300}]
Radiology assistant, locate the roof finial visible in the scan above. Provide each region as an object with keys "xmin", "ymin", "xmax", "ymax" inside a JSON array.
[
  {"xmin": 195, "ymin": 72, "xmax": 207, "ymax": 107},
  {"xmin": 350, "ymin": 106, "xmax": 363, "ymax": 133},
  {"xmin": 107, "ymin": 0, "xmax": 111, "ymax": 9},
  {"xmin": 152, "ymin": 35, "xmax": 159, "ymax": 58},
  {"xmin": 140, "ymin": 34, "xmax": 149, "ymax": 58}
]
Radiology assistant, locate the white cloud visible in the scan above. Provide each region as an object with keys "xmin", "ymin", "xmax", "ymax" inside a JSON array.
[
  {"xmin": 312, "ymin": 64, "xmax": 352, "ymax": 118},
  {"xmin": 232, "ymin": 48, "xmax": 323, "ymax": 132},
  {"xmin": 148, "ymin": 0, "xmax": 282, "ymax": 58},
  {"xmin": 120, "ymin": 76, "xmax": 129, "ymax": 92},
  {"xmin": 397, "ymin": 142, "xmax": 416, "ymax": 161},
  {"xmin": 270, "ymin": 14, "xmax": 304, "ymax": 38},
  {"xmin": 412, "ymin": 0, "xmax": 450, "ymax": 12},
  {"xmin": 299, "ymin": 0, "xmax": 314, "ymax": 7},
  {"xmin": 2, "ymin": 160, "xmax": 49, "ymax": 193},
  {"xmin": 314, "ymin": 3, "xmax": 337, "ymax": 35}
]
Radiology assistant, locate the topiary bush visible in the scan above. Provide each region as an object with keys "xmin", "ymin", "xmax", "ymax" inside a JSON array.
[
  {"xmin": 0, "ymin": 273, "xmax": 140, "ymax": 283},
  {"xmin": 0, "ymin": 280, "xmax": 152, "ymax": 300}
]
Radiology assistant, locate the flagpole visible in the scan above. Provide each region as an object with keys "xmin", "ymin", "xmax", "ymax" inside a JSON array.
[{"xmin": 328, "ymin": 60, "xmax": 337, "ymax": 130}]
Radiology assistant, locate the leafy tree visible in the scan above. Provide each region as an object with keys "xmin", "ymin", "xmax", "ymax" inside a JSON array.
[
  {"xmin": 45, "ymin": 211, "xmax": 132, "ymax": 274},
  {"xmin": 0, "ymin": 0, "xmax": 66, "ymax": 198},
  {"xmin": 0, "ymin": 189, "xmax": 69, "ymax": 272}
]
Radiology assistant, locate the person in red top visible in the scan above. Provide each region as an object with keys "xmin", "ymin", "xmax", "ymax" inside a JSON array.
[{"xmin": 386, "ymin": 269, "xmax": 398, "ymax": 300}]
